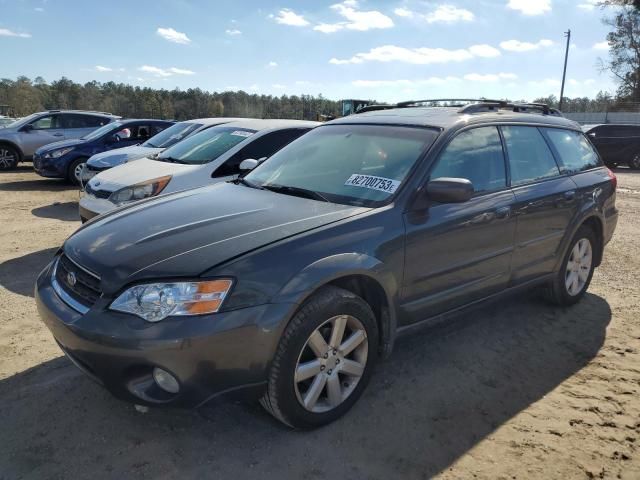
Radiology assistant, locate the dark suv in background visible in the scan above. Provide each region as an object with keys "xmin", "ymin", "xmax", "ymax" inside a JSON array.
[
  {"xmin": 36, "ymin": 100, "xmax": 618, "ymax": 429},
  {"xmin": 0, "ymin": 110, "xmax": 120, "ymax": 170},
  {"xmin": 585, "ymin": 123, "xmax": 640, "ymax": 169}
]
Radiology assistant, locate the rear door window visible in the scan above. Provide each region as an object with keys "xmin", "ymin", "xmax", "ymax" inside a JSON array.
[
  {"xmin": 541, "ymin": 128, "xmax": 602, "ymax": 174},
  {"xmin": 501, "ymin": 126, "xmax": 561, "ymax": 186},
  {"xmin": 62, "ymin": 114, "xmax": 109, "ymax": 129},
  {"xmin": 429, "ymin": 126, "xmax": 506, "ymax": 194}
]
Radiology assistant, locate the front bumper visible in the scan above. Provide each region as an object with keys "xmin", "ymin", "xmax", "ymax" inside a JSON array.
[
  {"xmin": 35, "ymin": 259, "xmax": 295, "ymax": 407},
  {"xmin": 78, "ymin": 193, "xmax": 116, "ymax": 222},
  {"xmin": 33, "ymin": 152, "xmax": 67, "ymax": 178}
]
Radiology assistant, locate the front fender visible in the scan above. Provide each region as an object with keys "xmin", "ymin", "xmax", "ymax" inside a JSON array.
[{"xmin": 272, "ymin": 252, "xmax": 400, "ymax": 354}]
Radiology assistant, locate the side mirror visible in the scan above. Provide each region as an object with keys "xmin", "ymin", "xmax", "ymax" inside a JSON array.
[
  {"xmin": 108, "ymin": 134, "xmax": 120, "ymax": 143},
  {"xmin": 239, "ymin": 158, "xmax": 259, "ymax": 171},
  {"xmin": 21, "ymin": 124, "xmax": 33, "ymax": 132},
  {"xmin": 426, "ymin": 177, "xmax": 474, "ymax": 204}
]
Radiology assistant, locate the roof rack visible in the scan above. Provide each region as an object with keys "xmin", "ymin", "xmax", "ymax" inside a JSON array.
[{"xmin": 352, "ymin": 98, "xmax": 560, "ymax": 117}]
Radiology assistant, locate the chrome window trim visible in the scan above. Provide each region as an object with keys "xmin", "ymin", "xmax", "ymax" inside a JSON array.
[{"xmin": 51, "ymin": 257, "xmax": 90, "ymax": 314}]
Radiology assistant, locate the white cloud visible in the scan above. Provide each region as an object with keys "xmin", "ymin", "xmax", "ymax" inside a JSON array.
[
  {"xmin": 464, "ymin": 72, "xmax": 518, "ymax": 82},
  {"xmin": 34, "ymin": 7, "xmax": 44, "ymax": 12},
  {"xmin": 272, "ymin": 84, "xmax": 286, "ymax": 89},
  {"xmin": 156, "ymin": 27, "xmax": 191, "ymax": 45},
  {"xmin": 425, "ymin": 5, "xmax": 474, "ymax": 24},
  {"xmin": 0, "ymin": 28, "xmax": 31, "ymax": 38},
  {"xmin": 95, "ymin": 65, "xmax": 113, "ymax": 72},
  {"xmin": 468, "ymin": 44, "xmax": 501, "ymax": 58},
  {"xmin": 315, "ymin": 1, "xmax": 394, "ymax": 33},
  {"xmin": 270, "ymin": 9, "xmax": 309, "ymax": 26},
  {"xmin": 506, "ymin": 0, "xmax": 551, "ymax": 15},
  {"xmin": 225, "ymin": 29, "xmax": 242, "ymax": 35},
  {"xmin": 593, "ymin": 41, "xmax": 609, "ymax": 50},
  {"xmin": 332, "ymin": 1, "xmax": 394, "ymax": 30},
  {"xmin": 267, "ymin": 61, "xmax": 278, "ymax": 67},
  {"xmin": 138, "ymin": 65, "xmax": 195, "ymax": 77},
  {"xmin": 314, "ymin": 23, "xmax": 345, "ymax": 33},
  {"xmin": 578, "ymin": 0, "xmax": 600, "ymax": 10},
  {"xmin": 330, "ymin": 43, "xmax": 500, "ymax": 65},
  {"xmin": 394, "ymin": 7, "xmax": 414, "ymax": 18},
  {"xmin": 500, "ymin": 39, "xmax": 554, "ymax": 52}
]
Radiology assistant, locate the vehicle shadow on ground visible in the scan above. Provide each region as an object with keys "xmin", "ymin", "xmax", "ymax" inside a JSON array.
[
  {"xmin": 0, "ymin": 247, "xmax": 58, "ymax": 298},
  {"xmin": 0, "ymin": 179, "xmax": 75, "ymax": 192},
  {"xmin": 0, "ymin": 292, "xmax": 611, "ymax": 479},
  {"xmin": 0, "ymin": 165, "xmax": 32, "ymax": 174},
  {"xmin": 31, "ymin": 202, "xmax": 80, "ymax": 222}
]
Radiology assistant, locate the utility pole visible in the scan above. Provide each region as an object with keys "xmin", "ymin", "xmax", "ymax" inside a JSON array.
[{"xmin": 559, "ymin": 29, "xmax": 571, "ymax": 111}]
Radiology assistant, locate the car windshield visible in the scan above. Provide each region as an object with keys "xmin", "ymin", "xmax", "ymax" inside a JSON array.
[
  {"xmin": 142, "ymin": 122, "xmax": 202, "ymax": 148},
  {"xmin": 4, "ymin": 113, "xmax": 39, "ymax": 128},
  {"xmin": 245, "ymin": 124, "xmax": 439, "ymax": 207},
  {"xmin": 81, "ymin": 121, "xmax": 121, "ymax": 141},
  {"xmin": 156, "ymin": 126, "xmax": 256, "ymax": 165}
]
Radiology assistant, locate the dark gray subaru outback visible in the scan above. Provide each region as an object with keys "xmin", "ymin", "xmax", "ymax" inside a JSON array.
[{"xmin": 35, "ymin": 100, "xmax": 618, "ymax": 428}]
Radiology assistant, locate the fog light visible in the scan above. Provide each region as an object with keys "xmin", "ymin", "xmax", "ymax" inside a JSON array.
[{"xmin": 152, "ymin": 367, "xmax": 180, "ymax": 394}]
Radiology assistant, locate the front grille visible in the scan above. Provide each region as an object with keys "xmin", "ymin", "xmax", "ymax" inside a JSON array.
[
  {"xmin": 54, "ymin": 254, "xmax": 102, "ymax": 307},
  {"xmin": 85, "ymin": 183, "xmax": 111, "ymax": 199}
]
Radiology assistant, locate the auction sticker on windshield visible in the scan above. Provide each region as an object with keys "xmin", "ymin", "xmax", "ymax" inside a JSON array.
[{"xmin": 344, "ymin": 174, "xmax": 401, "ymax": 194}]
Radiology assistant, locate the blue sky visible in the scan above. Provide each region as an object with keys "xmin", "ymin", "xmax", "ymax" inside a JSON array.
[{"xmin": 1, "ymin": 0, "xmax": 617, "ymax": 102}]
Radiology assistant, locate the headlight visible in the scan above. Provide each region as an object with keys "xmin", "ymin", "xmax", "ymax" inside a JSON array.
[
  {"xmin": 44, "ymin": 147, "xmax": 74, "ymax": 158},
  {"xmin": 110, "ymin": 279, "xmax": 233, "ymax": 322},
  {"xmin": 108, "ymin": 175, "xmax": 171, "ymax": 204}
]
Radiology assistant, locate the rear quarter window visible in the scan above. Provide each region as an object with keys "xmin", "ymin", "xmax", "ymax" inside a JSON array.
[{"xmin": 542, "ymin": 128, "xmax": 602, "ymax": 174}]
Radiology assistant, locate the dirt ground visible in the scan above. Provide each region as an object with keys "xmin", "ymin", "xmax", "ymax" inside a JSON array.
[{"xmin": 0, "ymin": 166, "xmax": 638, "ymax": 480}]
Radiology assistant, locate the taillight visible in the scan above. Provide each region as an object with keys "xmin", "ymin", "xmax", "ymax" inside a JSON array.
[{"xmin": 606, "ymin": 167, "xmax": 617, "ymax": 190}]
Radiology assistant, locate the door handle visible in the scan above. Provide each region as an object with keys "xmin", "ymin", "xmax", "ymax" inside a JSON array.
[
  {"xmin": 52, "ymin": 133, "xmax": 64, "ymax": 137},
  {"xmin": 495, "ymin": 206, "xmax": 511, "ymax": 219},
  {"xmin": 563, "ymin": 190, "xmax": 576, "ymax": 201}
]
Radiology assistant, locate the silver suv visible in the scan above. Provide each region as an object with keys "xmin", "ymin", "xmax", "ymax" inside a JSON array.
[{"xmin": 0, "ymin": 110, "xmax": 120, "ymax": 170}]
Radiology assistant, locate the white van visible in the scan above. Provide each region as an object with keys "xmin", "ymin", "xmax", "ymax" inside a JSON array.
[{"xmin": 78, "ymin": 119, "xmax": 318, "ymax": 222}]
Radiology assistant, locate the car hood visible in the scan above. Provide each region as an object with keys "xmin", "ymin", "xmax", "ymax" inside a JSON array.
[
  {"xmin": 36, "ymin": 138, "xmax": 86, "ymax": 154},
  {"xmin": 88, "ymin": 145, "xmax": 163, "ymax": 169},
  {"xmin": 87, "ymin": 157, "xmax": 198, "ymax": 192},
  {"xmin": 64, "ymin": 182, "xmax": 370, "ymax": 293}
]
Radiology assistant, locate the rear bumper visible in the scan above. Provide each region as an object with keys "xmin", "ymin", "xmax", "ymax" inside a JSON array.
[{"xmin": 35, "ymin": 259, "xmax": 295, "ymax": 407}]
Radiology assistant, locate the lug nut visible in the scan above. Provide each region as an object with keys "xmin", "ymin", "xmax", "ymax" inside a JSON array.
[
  {"xmin": 320, "ymin": 365, "xmax": 325, "ymax": 371},
  {"xmin": 328, "ymin": 369, "xmax": 332, "ymax": 375},
  {"xmin": 323, "ymin": 353, "xmax": 328, "ymax": 359},
  {"xmin": 336, "ymin": 358, "xmax": 340, "ymax": 364}
]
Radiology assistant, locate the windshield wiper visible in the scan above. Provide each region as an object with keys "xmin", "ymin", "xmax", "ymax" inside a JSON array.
[
  {"xmin": 262, "ymin": 184, "xmax": 329, "ymax": 202},
  {"xmin": 235, "ymin": 177, "xmax": 264, "ymax": 189}
]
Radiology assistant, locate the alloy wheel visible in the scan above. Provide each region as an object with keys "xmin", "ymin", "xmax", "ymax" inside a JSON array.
[
  {"xmin": 74, "ymin": 162, "xmax": 86, "ymax": 183},
  {"xmin": 565, "ymin": 238, "xmax": 593, "ymax": 296},
  {"xmin": 294, "ymin": 314, "xmax": 368, "ymax": 413},
  {"xmin": 0, "ymin": 148, "xmax": 16, "ymax": 169}
]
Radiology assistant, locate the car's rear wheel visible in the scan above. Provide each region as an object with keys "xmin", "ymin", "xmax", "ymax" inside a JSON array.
[
  {"xmin": 67, "ymin": 157, "xmax": 88, "ymax": 185},
  {"xmin": 628, "ymin": 153, "xmax": 640, "ymax": 170},
  {"xmin": 0, "ymin": 145, "xmax": 19, "ymax": 170},
  {"xmin": 547, "ymin": 225, "xmax": 597, "ymax": 306},
  {"xmin": 260, "ymin": 286, "xmax": 378, "ymax": 429}
]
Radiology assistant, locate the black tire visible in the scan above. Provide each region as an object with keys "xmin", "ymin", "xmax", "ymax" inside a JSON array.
[
  {"xmin": 628, "ymin": 154, "xmax": 640, "ymax": 170},
  {"xmin": 0, "ymin": 144, "xmax": 19, "ymax": 170},
  {"xmin": 67, "ymin": 157, "xmax": 88, "ymax": 185},
  {"xmin": 547, "ymin": 225, "xmax": 597, "ymax": 306},
  {"xmin": 261, "ymin": 286, "xmax": 378, "ymax": 429}
]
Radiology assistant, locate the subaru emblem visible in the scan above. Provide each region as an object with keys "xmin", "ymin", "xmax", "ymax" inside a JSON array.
[{"xmin": 66, "ymin": 271, "xmax": 77, "ymax": 287}]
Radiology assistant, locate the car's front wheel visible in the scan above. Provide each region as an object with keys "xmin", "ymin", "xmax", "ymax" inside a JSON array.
[
  {"xmin": 67, "ymin": 157, "xmax": 88, "ymax": 185},
  {"xmin": 261, "ymin": 286, "xmax": 378, "ymax": 429},
  {"xmin": 0, "ymin": 145, "xmax": 19, "ymax": 170},
  {"xmin": 547, "ymin": 225, "xmax": 597, "ymax": 306}
]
